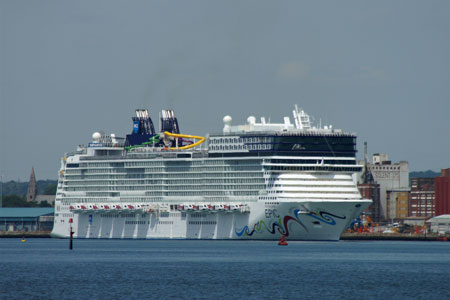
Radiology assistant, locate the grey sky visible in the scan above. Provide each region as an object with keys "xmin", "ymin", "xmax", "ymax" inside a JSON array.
[{"xmin": 1, "ymin": 0, "xmax": 449, "ymax": 181}]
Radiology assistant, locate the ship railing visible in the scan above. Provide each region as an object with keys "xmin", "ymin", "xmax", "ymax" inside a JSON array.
[{"xmin": 211, "ymin": 130, "xmax": 356, "ymax": 137}]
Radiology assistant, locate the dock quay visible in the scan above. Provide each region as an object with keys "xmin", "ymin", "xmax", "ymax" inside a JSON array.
[
  {"xmin": 0, "ymin": 231, "xmax": 51, "ymax": 238},
  {"xmin": 1, "ymin": 231, "xmax": 448, "ymax": 241},
  {"xmin": 341, "ymin": 232, "xmax": 449, "ymax": 241}
]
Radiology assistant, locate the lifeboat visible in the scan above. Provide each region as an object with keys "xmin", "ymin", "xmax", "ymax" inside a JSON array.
[
  {"xmin": 135, "ymin": 204, "xmax": 143, "ymax": 212},
  {"xmin": 215, "ymin": 204, "xmax": 224, "ymax": 211},
  {"xmin": 199, "ymin": 204, "xmax": 209, "ymax": 211},
  {"xmin": 121, "ymin": 204, "xmax": 129, "ymax": 211},
  {"xmin": 231, "ymin": 204, "xmax": 240, "ymax": 211},
  {"xmin": 112, "ymin": 204, "xmax": 121, "ymax": 211}
]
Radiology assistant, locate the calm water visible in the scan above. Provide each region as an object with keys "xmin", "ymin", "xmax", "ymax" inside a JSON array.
[{"xmin": 0, "ymin": 239, "xmax": 449, "ymax": 300}]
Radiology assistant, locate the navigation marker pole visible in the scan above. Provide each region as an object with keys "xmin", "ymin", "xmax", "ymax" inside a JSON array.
[{"xmin": 69, "ymin": 218, "xmax": 74, "ymax": 250}]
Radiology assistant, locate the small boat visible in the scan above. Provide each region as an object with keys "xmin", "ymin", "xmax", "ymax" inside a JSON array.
[
  {"xmin": 278, "ymin": 235, "xmax": 288, "ymax": 246},
  {"xmin": 21, "ymin": 237, "xmax": 26, "ymax": 243}
]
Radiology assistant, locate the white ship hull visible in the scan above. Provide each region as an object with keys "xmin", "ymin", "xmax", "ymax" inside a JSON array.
[
  {"xmin": 51, "ymin": 106, "xmax": 372, "ymax": 241},
  {"xmin": 51, "ymin": 199, "xmax": 370, "ymax": 241}
]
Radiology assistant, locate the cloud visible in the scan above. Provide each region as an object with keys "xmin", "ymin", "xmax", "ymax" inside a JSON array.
[{"xmin": 277, "ymin": 61, "xmax": 310, "ymax": 80}]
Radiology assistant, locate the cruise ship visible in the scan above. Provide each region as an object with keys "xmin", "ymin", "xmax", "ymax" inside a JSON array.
[{"xmin": 51, "ymin": 106, "xmax": 371, "ymax": 240}]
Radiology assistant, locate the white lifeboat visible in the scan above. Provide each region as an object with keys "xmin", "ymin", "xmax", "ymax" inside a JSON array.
[
  {"xmin": 231, "ymin": 204, "xmax": 240, "ymax": 211},
  {"xmin": 199, "ymin": 204, "xmax": 209, "ymax": 211},
  {"xmin": 135, "ymin": 204, "xmax": 143, "ymax": 212},
  {"xmin": 215, "ymin": 204, "xmax": 225, "ymax": 211}
]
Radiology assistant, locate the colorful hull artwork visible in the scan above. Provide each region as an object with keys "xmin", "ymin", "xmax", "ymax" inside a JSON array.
[{"xmin": 235, "ymin": 207, "xmax": 347, "ymax": 238}]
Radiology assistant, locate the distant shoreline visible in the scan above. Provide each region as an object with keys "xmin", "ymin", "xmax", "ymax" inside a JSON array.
[
  {"xmin": 0, "ymin": 231, "xmax": 52, "ymax": 238},
  {"xmin": 1, "ymin": 231, "xmax": 449, "ymax": 241},
  {"xmin": 341, "ymin": 232, "xmax": 449, "ymax": 241}
]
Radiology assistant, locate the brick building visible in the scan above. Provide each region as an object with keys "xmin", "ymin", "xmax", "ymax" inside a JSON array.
[
  {"xmin": 358, "ymin": 183, "xmax": 381, "ymax": 222},
  {"xmin": 409, "ymin": 178, "xmax": 435, "ymax": 217},
  {"xmin": 435, "ymin": 168, "xmax": 450, "ymax": 216}
]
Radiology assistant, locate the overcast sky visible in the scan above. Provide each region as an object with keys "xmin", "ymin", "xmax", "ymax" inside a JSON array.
[{"xmin": 1, "ymin": 0, "xmax": 449, "ymax": 181}]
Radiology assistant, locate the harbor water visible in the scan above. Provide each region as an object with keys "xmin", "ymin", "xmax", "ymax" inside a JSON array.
[{"xmin": 0, "ymin": 239, "xmax": 449, "ymax": 299}]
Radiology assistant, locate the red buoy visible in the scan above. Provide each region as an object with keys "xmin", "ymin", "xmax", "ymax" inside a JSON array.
[{"xmin": 278, "ymin": 235, "xmax": 288, "ymax": 246}]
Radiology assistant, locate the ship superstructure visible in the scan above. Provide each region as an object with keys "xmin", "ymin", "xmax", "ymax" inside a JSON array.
[{"xmin": 51, "ymin": 106, "xmax": 371, "ymax": 240}]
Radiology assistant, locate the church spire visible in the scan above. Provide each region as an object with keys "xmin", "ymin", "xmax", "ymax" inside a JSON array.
[{"xmin": 26, "ymin": 167, "xmax": 37, "ymax": 202}]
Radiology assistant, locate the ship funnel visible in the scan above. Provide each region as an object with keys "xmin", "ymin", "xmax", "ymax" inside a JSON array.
[
  {"xmin": 132, "ymin": 109, "xmax": 155, "ymax": 135},
  {"xmin": 160, "ymin": 109, "xmax": 180, "ymax": 133}
]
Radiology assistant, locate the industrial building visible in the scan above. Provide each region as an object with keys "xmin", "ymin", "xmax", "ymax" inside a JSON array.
[
  {"xmin": 0, "ymin": 208, "xmax": 54, "ymax": 232},
  {"xmin": 435, "ymin": 168, "xmax": 450, "ymax": 215},
  {"xmin": 386, "ymin": 189, "xmax": 410, "ymax": 221},
  {"xmin": 367, "ymin": 153, "xmax": 409, "ymax": 221},
  {"xmin": 410, "ymin": 177, "xmax": 435, "ymax": 217},
  {"xmin": 426, "ymin": 215, "xmax": 450, "ymax": 234}
]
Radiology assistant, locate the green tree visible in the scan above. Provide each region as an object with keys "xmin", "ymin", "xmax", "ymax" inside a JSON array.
[
  {"xmin": 3, "ymin": 194, "xmax": 27, "ymax": 207},
  {"xmin": 39, "ymin": 200, "xmax": 51, "ymax": 207},
  {"xmin": 43, "ymin": 184, "xmax": 57, "ymax": 195}
]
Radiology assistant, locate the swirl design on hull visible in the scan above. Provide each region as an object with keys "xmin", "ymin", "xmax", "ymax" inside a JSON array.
[
  {"xmin": 307, "ymin": 210, "xmax": 346, "ymax": 225},
  {"xmin": 235, "ymin": 208, "xmax": 346, "ymax": 238}
]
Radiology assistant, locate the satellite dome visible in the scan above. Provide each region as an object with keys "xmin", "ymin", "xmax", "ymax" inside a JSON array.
[
  {"xmin": 247, "ymin": 116, "xmax": 256, "ymax": 125},
  {"xmin": 223, "ymin": 115, "xmax": 232, "ymax": 133},
  {"xmin": 92, "ymin": 132, "xmax": 101, "ymax": 141},
  {"xmin": 223, "ymin": 115, "xmax": 232, "ymax": 125}
]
